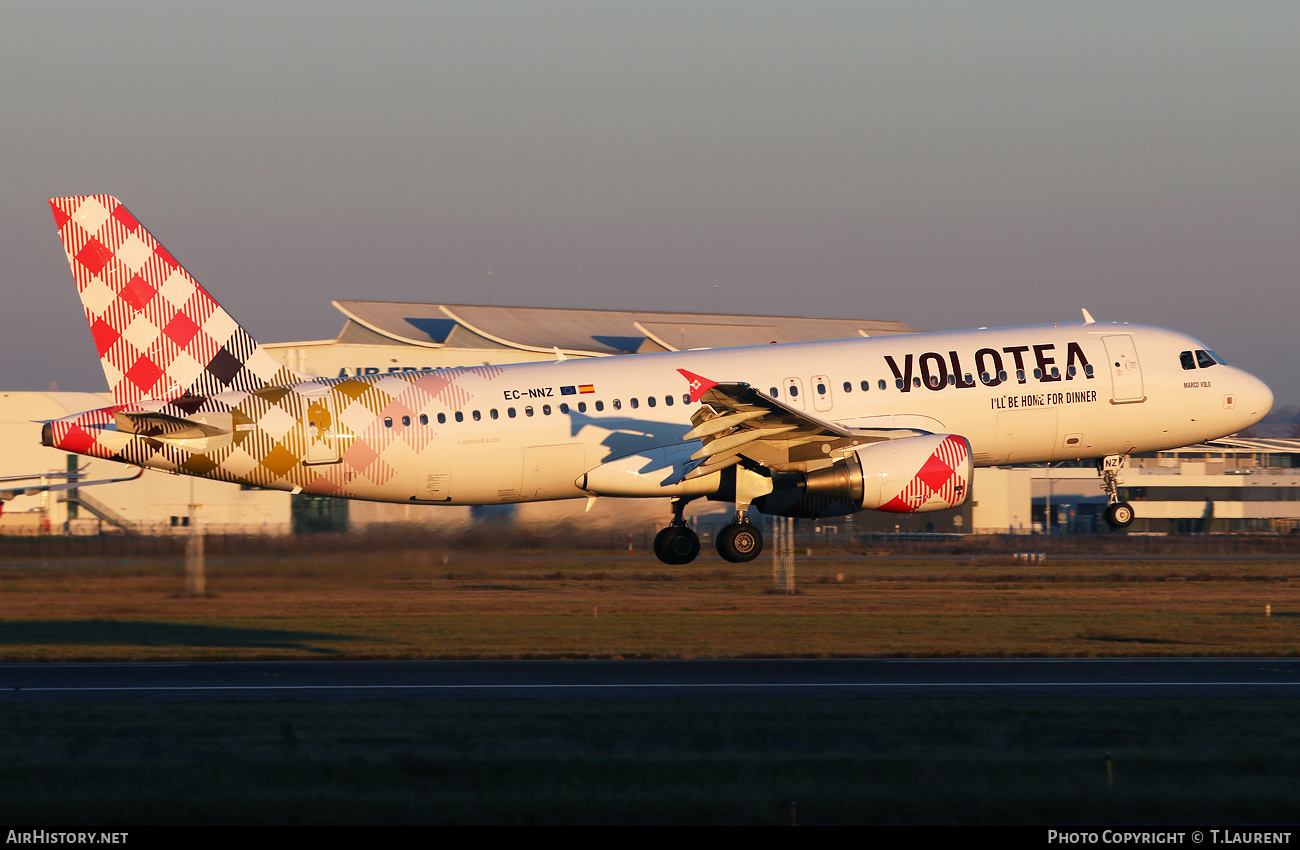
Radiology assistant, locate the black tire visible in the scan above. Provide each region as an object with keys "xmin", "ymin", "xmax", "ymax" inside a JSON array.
[
  {"xmin": 654, "ymin": 526, "xmax": 700, "ymax": 565},
  {"xmin": 716, "ymin": 522, "xmax": 763, "ymax": 563},
  {"xmin": 1104, "ymin": 502, "xmax": 1135, "ymax": 529}
]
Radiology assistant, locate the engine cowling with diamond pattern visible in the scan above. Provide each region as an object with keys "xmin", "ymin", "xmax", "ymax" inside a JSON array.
[{"xmin": 756, "ymin": 434, "xmax": 973, "ymax": 519}]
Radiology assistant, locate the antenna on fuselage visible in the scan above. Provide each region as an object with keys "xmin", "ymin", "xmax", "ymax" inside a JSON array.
[{"xmin": 1081, "ymin": 308, "xmax": 1096, "ymax": 324}]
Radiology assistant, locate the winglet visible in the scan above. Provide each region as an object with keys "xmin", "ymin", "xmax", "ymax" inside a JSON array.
[
  {"xmin": 1082, "ymin": 308, "xmax": 1096, "ymax": 324},
  {"xmin": 677, "ymin": 369, "xmax": 718, "ymax": 403}
]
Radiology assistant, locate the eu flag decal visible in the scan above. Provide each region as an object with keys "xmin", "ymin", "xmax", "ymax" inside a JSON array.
[{"xmin": 560, "ymin": 385, "xmax": 577, "ymax": 396}]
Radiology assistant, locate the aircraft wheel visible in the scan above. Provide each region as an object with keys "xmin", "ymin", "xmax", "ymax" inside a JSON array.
[
  {"xmin": 654, "ymin": 526, "xmax": 700, "ymax": 565},
  {"xmin": 716, "ymin": 522, "xmax": 763, "ymax": 563},
  {"xmin": 1104, "ymin": 502, "xmax": 1135, "ymax": 529}
]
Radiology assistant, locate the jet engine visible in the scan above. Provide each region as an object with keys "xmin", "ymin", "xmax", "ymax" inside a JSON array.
[{"xmin": 756, "ymin": 434, "xmax": 973, "ymax": 519}]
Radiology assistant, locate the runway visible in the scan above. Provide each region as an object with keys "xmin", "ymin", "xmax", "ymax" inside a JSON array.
[{"xmin": 2, "ymin": 658, "xmax": 1298, "ymax": 701}]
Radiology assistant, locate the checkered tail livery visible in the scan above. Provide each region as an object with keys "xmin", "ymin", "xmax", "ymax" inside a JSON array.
[{"xmin": 48, "ymin": 196, "xmax": 307, "ymax": 405}]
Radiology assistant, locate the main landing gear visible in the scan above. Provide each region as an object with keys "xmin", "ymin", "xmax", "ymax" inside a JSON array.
[
  {"xmin": 650, "ymin": 506, "xmax": 765, "ymax": 565},
  {"xmin": 653, "ymin": 498, "xmax": 701, "ymax": 565},
  {"xmin": 716, "ymin": 518, "xmax": 763, "ymax": 563},
  {"xmin": 651, "ymin": 467, "xmax": 772, "ymax": 565},
  {"xmin": 1098, "ymin": 454, "xmax": 1135, "ymax": 529},
  {"xmin": 714, "ymin": 465, "xmax": 769, "ymax": 563}
]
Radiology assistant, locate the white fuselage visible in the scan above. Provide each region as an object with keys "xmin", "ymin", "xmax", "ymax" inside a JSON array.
[
  {"xmin": 53, "ymin": 321, "xmax": 1272, "ymax": 511},
  {"xmin": 289, "ymin": 321, "xmax": 1270, "ymax": 506}
]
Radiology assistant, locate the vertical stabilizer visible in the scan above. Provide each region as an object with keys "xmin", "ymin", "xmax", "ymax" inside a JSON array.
[{"xmin": 48, "ymin": 195, "xmax": 305, "ymax": 404}]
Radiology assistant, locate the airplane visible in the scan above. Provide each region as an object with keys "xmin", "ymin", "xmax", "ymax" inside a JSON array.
[
  {"xmin": 0, "ymin": 467, "xmax": 143, "ymax": 516},
  {"xmin": 40, "ymin": 195, "xmax": 1273, "ymax": 563}
]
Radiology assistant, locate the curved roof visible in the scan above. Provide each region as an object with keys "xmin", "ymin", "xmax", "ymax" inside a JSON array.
[{"xmin": 333, "ymin": 301, "xmax": 912, "ymax": 357}]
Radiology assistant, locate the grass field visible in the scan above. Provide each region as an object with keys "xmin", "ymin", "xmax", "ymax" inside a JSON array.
[{"xmin": 0, "ymin": 544, "xmax": 1295, "ymax": 661}]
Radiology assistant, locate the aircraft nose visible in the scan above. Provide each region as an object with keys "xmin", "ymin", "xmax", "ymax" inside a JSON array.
[{"xmin": 1234, "ymin": 369, "xmax": 1273, "ymax": 428}]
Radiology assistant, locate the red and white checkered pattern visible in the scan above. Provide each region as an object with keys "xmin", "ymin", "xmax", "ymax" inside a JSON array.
[
  {"xmin": 49, "ymin": 196, "xmax": 300, "ymax": 405},
  {"xmin": 877, "ymin": 434, "xmax": 972, "ymax": 513}
]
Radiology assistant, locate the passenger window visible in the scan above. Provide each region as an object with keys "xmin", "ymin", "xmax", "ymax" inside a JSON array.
[
  {"xmin": 790, "ymin": 385, "xmax": 799, "ymax": 397},
  {"xmin": 472, "ymin": 410, "xmax": 481, "ymax": 421},
  {"xmin": 647, "ymin": 396, "xmax": 656, "ymax": 408},
  {"xmin": 613, "ymin": 399, "xmax": 622, "ymax": 410},
  {"xmin": 1067, "ymin": 366, "xmax": 1076, "ymax": 378},
  {"xmin": 998, "ymin": 371, "xmax": 1007, "ymax": 382},
  {"xmin": 595, "ymin": 401, "xmax": 604, "ymax": 411},
  {"xmin": 1180, "ymin": 351, "xmax": 1196, "ymax": 370},
  {"xmin": 1196, "ymin": 350, "xmax": 1216, "ymax": 368},
  {"xmin": 769, "ymin": 387, "xmax": 779, "ymax": 397},
  {"xmin": 560, "ymin": 403, "xmax": 569, "ymax": 414},
  {"xmin": 1017, "ymin": 369, "xmax": 1026, "ymax": 382},
  {"xmin": 895, "ymin": 379, "xmax": 904, "ymax": 389},
  {"xmin": 912, "ymin": 377, "xmax": 921, "ymax": 388},
  {"xmin": 1084, "ymin": 365, "xmax": 1094, "ymax": 377},
  {"xmin": 843, "ymin": 381, "xmax": 852, "ymax": 393},
  {"xmin": 402, "ymin": 415, "xmax": 411, "ymax": 426},
  {"xmin": 543, "ymin": 404, "xmax": 551, "ymax": 415},
  {"xmin": 1033, "ymin": 369, "xmax": 1042, "ymax": 380},
  {"xmin": 665, "ymin": 395, "xmax": 674, "ymax": 406},
  {"xmin": 489, "ymin": 409, "xmax": 498, "ymax": 420},
  {"xmin": 816, "ymin": 383, "xmax": 826, "ymax": 395},
  {"xmin": 578, "ymin": 402, "xmax": 586, "ymax": 413},
  {"xmin": 946, "ymin": 374, "xmax": 956, "ymax": 386},
  {"xmin": 861, "ymin": 381, "xmax": 869, "ymax": 392},
  {"xmin": 682, "ymin": 393, "xmax": 690, "ymax": 404},
  {"xmin": 384, "ymin": 417, "xmax": 392, "ymax": 428},
  {"xmin": 437, "ymin": 413, "xmax": 446, "ymax": 424},
  {"xmin": 454, "ymin": 412, "xmax": 463, "ymax": 423},
  {"xmin": 526, "ymin": 406, "xmax": 534, "ymax": 417},
  {"xmin": 878, "ymin": 379, "xmax": 887, "ymax": 391},
  {"xmin": 419, "ymin": 414, "xmax": 428, "ymax": 425},
  {"xmin": 508, "ymin": 408, "xmax": 516, "ymax": 418},
  {"xmin": 630, "ymin": 398, "xmax": 638, "ymax": 409},
  {"xmin": 980, "ymin": 372, "xmax": 990, "ymax": 383}
]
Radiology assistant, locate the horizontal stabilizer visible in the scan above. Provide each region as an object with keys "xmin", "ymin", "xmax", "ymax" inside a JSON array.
[{"xmin": 115, "ymin": 411, "xmax": 232, "ymax": 441}]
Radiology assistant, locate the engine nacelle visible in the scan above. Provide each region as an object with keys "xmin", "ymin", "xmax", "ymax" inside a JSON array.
[{"xmin": 757, "ymin": 434, "xmax": 973, "ymax": 518}]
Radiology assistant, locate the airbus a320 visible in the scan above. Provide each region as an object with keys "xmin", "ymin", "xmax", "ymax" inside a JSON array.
[{"xmin": 41, "ymin": 196, "xmax": 1273, "ymax": 563}]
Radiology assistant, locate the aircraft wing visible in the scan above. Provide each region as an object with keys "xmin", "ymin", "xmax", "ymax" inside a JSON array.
[
  {"xmin": 675, "ymin": 369, "xmax": 927, "ymax": 481},
  {"xmin": 0, "ymin": 469, "xmax": 143, "ymax": 501}
]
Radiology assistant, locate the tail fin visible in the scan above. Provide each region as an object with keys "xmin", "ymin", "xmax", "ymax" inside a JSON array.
[{"xmin": 48, "ymin": 195, "xmax": 305, "ymax": 405}]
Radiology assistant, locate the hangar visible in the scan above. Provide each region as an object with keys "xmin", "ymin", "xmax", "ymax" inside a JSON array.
[{"xmin": 266, "ymin": 301, "xmax": 912, "ymax": 378}]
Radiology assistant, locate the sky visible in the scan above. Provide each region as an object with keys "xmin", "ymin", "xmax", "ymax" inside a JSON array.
[{"xmin": 2, "ymin": 2, "xmax": 1297, "ymax": 404}]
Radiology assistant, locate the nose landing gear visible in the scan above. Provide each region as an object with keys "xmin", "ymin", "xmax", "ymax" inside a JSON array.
[
  {"xmin": 1103, "ymin": 501, "xmax": 1135, "ymax": 528},
  {"xmin": 1098, "ymin": 455, "xmax": 1135, "ymax": 529}
]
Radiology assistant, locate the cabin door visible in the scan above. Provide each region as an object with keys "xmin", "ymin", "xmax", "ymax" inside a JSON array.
[
  {"xmin": 1102, "ymin": 334, "xmax": 1146, "ymax": 404},
  {"xmin": 303, "ymin": 393, "xmax": 341, "ymax": 465}
]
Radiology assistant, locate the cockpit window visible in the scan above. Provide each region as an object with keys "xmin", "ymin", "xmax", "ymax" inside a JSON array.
[
  {"xmin": 1195, "ymin": 349, "xmax": 1216, "ymax": 368},
  {"xmin": 1180, "ymin": 351, "xmax": 1196, "ymax": 371}
]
